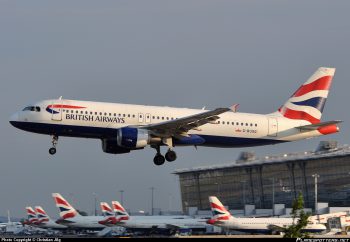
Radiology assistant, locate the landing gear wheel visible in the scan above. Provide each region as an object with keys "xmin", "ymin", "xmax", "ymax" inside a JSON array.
[
  {"xmin": 49, "ymin": 147, "xmax": 56, "ymax": 155},
  {"xmin": 153, "ymin": 154, "xmax": 165, "ymax": 166},
  {"xmin": 49, "ymin": 135, "xmax": 59, "ymax": 155},
  {"xmin": 165, "ymin": 150, "xmax": 177, "ymax": 162}
]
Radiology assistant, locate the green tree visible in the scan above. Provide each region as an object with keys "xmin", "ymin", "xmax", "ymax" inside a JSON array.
[{"xmin": 283, "ymin": 192, "xmax": 311, "ymax": 238}]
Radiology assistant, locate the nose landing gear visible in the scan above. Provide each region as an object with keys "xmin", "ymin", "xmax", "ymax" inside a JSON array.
[{"xmin": 49, "ymin": 135, "xmax": 58, "ymax": 155}]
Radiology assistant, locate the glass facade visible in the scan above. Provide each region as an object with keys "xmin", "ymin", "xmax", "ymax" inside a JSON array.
[{"xmin": 176, "ymin": 154, "xmax": 350, "ymax": 212}]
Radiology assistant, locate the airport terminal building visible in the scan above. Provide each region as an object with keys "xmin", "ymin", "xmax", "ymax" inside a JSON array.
[{"xmin": 174, "ymin": 141, "xmax": 350, "ymax": 213}]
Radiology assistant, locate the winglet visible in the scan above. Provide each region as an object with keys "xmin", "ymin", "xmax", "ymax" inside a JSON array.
[{"xmin": 230, "ymin": 104, "xmax": 239, "ymax": 113}]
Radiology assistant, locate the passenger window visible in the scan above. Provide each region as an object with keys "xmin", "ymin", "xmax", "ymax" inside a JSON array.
[
  {"xmin": 128, "ymin": 114, "xmax": 131, "ymax": 117},
  {"xmin": 35, "ymin": 107, "xmax": 41, "ymax": 112},
  {"xmin": 123, "ymin": 114, "xmax": 126, "ymax": 117}
]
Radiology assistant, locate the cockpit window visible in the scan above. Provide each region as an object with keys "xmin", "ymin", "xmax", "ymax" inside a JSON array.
[{"xmin": 22, "ymin": 106, "xmax": 41, "ymax": 112}]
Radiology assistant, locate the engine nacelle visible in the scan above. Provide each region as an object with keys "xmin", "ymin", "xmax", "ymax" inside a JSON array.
[
  {"xmin": 117, "ymin": 127, "xmax": 150, "ymax": 149},
  {"xmin": 102, "ymin": 139, "xmax": 130, "ymax": 154}
]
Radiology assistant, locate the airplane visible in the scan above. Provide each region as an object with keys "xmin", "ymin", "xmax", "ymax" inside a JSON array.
[
  {"xmin": 52, "ymin": 193, "xmax": 111, "ymax": 230},
  {"xmin": 9, "ymin": 67, "xmax": 341, "ymax": 166},
  {"xmin": 109, "ymin": 201, "xmax": 208, "ymax": 235},
  {"xmin": 207, "ymin": 196, "xmax": 326, "ymax": 234},
  {"xmin": 34, "ymin": 206, "xmax": 68, "ymax": 230}
]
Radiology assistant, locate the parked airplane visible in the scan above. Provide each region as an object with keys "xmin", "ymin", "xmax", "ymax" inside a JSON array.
[
  {"xmin": 34, "ymin": 206, "xmax": 68, "ymax": 230},
  {"xmin": 207, "ymin": 196, "xmax": 326, "ymax": 234},
  {"xmin": 10, "ymin": 67, "xmax": 340, "ymax": 165},
  {"xmin": 52, "ymin": 193, "xmax": 109, "ymax": 230},
  {"xmin": 109, "ymin": 201, "xmax": 208, "ymax": 235}
]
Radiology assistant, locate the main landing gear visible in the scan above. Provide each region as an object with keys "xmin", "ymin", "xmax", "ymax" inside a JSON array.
[
  {"xmin": 49, "ymin": 135, "xmax": 58, "ymax": 155},
  {"xmin": 153, "ymin": 149, "xmax": 177, "ymax": 166}
]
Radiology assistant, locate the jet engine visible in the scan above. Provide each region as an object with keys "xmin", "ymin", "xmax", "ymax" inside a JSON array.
[{"xmin": 117, "ymin": 127, "xmax": 150, "ymax": 149}]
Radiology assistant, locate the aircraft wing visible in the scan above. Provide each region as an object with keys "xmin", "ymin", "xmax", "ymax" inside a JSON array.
[
  {"xmin": 297, "ymin": 120, "xmax": 342, "ymax": 131},
  {"xmin": 140, "ymin": 107, "xmax": 232, "ymax": 138},
  {"xmin": 267, "ymin": 224, "xmax": 287, "ymax": 232}
]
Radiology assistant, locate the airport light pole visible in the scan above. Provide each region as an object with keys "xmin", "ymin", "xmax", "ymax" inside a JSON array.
[
  {"xmin": 271, "ymin": 177, "xmax": 275, "ymax": 216},
  {"xmin": 150, "ymin": 187, "xmax": 155, "ymax": 216},
  {"xmin": 119, "ymin": 190, "xmax": 124, "ymax": 206},
  {"xmin": 93, "ymin": 192, "xmax": 98, "ymax": 216},
  {"xmin": 312, "ymin": 174, "xmax": 320, "ymax": 214},
  {"xmin": 214, "ymin": 182, "xmax": 220, "ymax": 197},
  {"xmin": 241, "ymin": 181, "xmax": 246, "ymax": 207}
]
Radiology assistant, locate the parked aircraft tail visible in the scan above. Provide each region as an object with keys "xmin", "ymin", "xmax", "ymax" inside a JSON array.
[
  {"xmin": 35, "ymin": 206, "xmax": 50, "ymax": 224},
  {"xmin": 112, "ymin": 201, "xmax": 129, "ymax": 221},
  {"xmin": 52, "ymin": 193, "xmax": 81, "ymax": 219},
  {"xmin": 25, "ymin": 207, "xmax": 39, "ymax": 225},
  {"xmin": 207, "ymin": 196, "xmax": 232, "ymax": 225}
]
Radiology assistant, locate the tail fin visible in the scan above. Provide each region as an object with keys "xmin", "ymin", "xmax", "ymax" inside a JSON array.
[
  {"xmin": 35, "ymin": 206, "xmax": 50, "ymax": 224},
  {"xmin": 277, "ymin": 67, "xmax": 335, "ymax": 124},
  {"xmin": 100, "ymin": 202, "xmax": 114, "ymax": 217},
  {"xmin": 25, "ymin": 207, "xmax": 39, "ymax": 225},
  {"xmin": 207, "ymin": 196, "xmax": 232, "ymax": 225},
  {"xmin": 98, "ymin": 202, "xmax": 118, "ymax": 226},
  {"xmin": 52, "ymin": 193, "xmax": 80, "ymax": 219},
  {"xmin": 112, "ymin": 201, "xmax": 129, "ymax": 221}
]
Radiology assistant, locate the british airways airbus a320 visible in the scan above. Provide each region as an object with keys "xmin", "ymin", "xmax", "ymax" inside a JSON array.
[{"xmin": 10, "ymin": 67, "xmax": 341, "ymax": 166}]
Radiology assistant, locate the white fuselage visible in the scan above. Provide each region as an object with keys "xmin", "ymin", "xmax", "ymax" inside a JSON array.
[
  {"xmin": 116, "ymin": 216, "xmax": 208, "ymax": 230},
  {"xmin": 57, "ymin": 216, "xmax": 106, "ymax": 230},
  {"xmin": 214, "ymin": 217, "xmax": 326, "ymax": 234},
  {"xmin": 10, "ymin": 99, "xmax": 327, "ymax": 149}
]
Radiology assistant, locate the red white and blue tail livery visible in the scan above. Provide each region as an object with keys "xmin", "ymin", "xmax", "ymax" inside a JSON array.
[
  {"xmin": 52, "ymin": 193, "xmax": 79, "ymax": 220},
  {"xmin": 34, "ymin": 206, "xmax": 68, "ymax": 230},
  {"xmin": 35, "ymin": 206, "xmax": 50, "ymax": 224},
  {"xmin": 112, "ymin": 201, "xmax": 130, "ymax": 222},
  {"xmin": 98, "ymin": 202, "xmax": 118, "ymax": 226},
  {"xmin": 52, "ymin": 193, "xmax": 107, "ymax": 230},
  {"xmin": 25, "ymin": 207, "xmax": 39, "ymax": 225},
  {"xmin": 10, "ymin": 67, "xmax": 341, "ymax": 166}
]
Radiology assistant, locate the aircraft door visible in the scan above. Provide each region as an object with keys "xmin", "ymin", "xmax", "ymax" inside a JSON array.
[
  {"xmin": 50, "ymin": 100, "xmax": 63, "ymax": 121},
  {"xmin": 138, "ymin": 113, "xmax": 144, "ymax": 123},
  {"xmin": 268, "ymin": 118, "xmax": 278, "ymax": 137},
  {"xmin": 145, "ymin": 113, "xmax": 151, "ymax": 123}
]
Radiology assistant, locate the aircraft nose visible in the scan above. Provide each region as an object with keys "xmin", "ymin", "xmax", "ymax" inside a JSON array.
[{"xmin": 9, "ymin": 112, "xmax": 19, "ymax": 127}]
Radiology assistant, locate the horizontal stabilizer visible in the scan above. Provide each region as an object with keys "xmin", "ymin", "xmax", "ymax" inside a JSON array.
[{"xmin": 298, "ymin": 120, "xmax": 342, "ymax": 131}]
